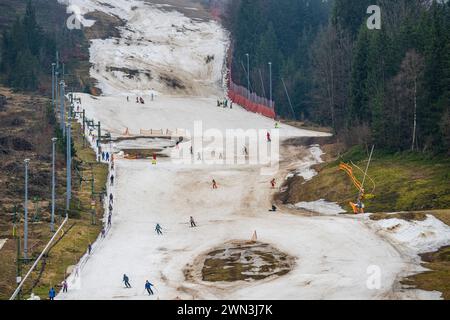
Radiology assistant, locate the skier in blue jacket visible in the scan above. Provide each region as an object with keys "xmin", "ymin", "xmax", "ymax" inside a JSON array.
[
  {"xmin": 145, "ymin": 280, "xmax": 154, "ymax": 295},
  {"xmin": 49, "ymin": 287, "xmax": 56, "ymax": 300}
]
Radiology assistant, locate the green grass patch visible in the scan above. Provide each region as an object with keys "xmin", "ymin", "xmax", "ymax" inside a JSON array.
[
  {"xmin": 285, "ymin": 146, "xmax": 450, "ymax": 213},
  {"xmin": 402, "ymin": 246, "xmax": 450, "ymax": 300},
  {"xmin": 22, "ymin": 121, "xmax": 108, "ymax": 299}
]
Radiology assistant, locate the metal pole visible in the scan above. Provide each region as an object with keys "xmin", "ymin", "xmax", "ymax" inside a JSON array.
[
  {"xmin": 60, "ymin": 81, "xmax": 65, "ymax": 136},
  {"xmin": 281, "ymin": 78, "xmax": 296, "ymax": 120},
  {"xmin": 56, "ymin": 51, "xmax": 59, "ymax": 102},
  {"xmin": 66, "ymin": 120, "xmax": 72, "ymax": 217},
  {"xmin": 97, "ymin": 121, "xmax": 101, "ymax": 161},
  {"xmin": 68, "ymin": 119, "xmax": 72, "ymax": 203},
  {"xmin": 51, "ymin": 138, "xmax": 57, "ymax": 232},
  {"xmin": 82, "ymin": 110, "xmax": 86, "ymax": 148},
  {"xmin": 246, "ymin": 53, "xmax": 250, "ymax": 101},
  {"xmin": 361, "ymin": 145, "xmax": 375, "ymax": 190},
  {"xmin": 23, "ymin": 159, "xmax": 30, "ymax": 259},
  {"xmin": 52, "ymin": 63, "xmax": 56, "ymax": 109},
  {"xmin": 269, "ymin": 62, "xmax": 273, "ymax": 108},
  {"xmin": 16, "ymin": 236, "xmax": 21, "ymax": 300},
  {"xmin": 55, "ymin": 71, "xmax": 59, "ymax": 106}
]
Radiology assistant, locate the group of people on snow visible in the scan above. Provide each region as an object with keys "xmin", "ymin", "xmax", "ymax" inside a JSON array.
[
  {"xmin": 101, "ymin": 151, "xmax": 110, "ymax": 162},
  {"xmin": 127, "ymin": 90, "xmax": 155, "ymax": 104},
  {"xmin": 122, "ymin": 274, "xmax": 155, "ymax": 295},
  {"xmin": 217, "ymin": 98, "xmax": 232, "ymax": 109}
]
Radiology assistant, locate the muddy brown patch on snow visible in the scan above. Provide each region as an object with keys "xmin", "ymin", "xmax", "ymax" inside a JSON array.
[{"xmin": 185, "ymin": 241, "xmax": 294, "ymax": 283}]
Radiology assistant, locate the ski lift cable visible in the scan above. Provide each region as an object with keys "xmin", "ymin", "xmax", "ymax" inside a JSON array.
[
  {"xmin": 281, "ymin": 78, "xmax": 296, "ymax": 120},
  {"xmin": 258, "ymin": 68, "xmax": 267, "ymax": 99}
]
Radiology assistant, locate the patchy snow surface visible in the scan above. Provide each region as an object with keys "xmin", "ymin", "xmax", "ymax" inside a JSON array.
[
  {"xmin": 77, "ymin": 94, "xmax": 328, "ymax": 139},
  {"xmin": 373, "ymin": 215, "xmax": 450, "ymax": 255},
  {"xmin": 59, "ymin": 0, "xmax": 228, "ymax": 96},
  {"xmin": 286, "ymin": 144, "xmax": 324, "ymax": 181},
  {"xmin": 56, "ymin": 0, "xmax": 445, "ymax": 300},
  {"xmin": 293, "ymin": 200, "xmax": 347, "ymax": 216},
  {"xmin": 59, "ymin": 160, "xmax": 419, "ymax": 300}
]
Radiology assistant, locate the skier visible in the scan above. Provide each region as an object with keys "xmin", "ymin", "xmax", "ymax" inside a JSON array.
[
  {"xmin": 190, "ymin": 146, "xmax": 193, "ymax": 155},
  {"xmin": 275, "ymin": 122, "xmax": 280, "ymax": 129},
  {"xmin": 110, "ymin": 174, "xmax": 114, "ymax": 186},
  {"xmin": 270, "ymin": 178, "xmax": 276, "ymax": 189},
  {"xmin": 230, "ymin": 102, "xmax": 233, "ymax": 109},
  {"xmin": 109, "ymin": 193, "xmax": 114, "ymax": 204},
  {"xmin": 212, "ymin": 179, "xmax": 218, "ymax": 189},
  {"xmin": 62, "ymin": 280, "xmax": 68, "ymax": 293},
  {"xmin": 109, "ymin": 203, "xmax": 113, "ymax": 212},
  {"xmin": 136, "ymin": 97, "xmax": 139, "ymax": 103},
  {"xmin": 123, "ymin": 274, "xmax": 132, "ymax": 288},
  {"xmin": 145, "ymin": 280, "xmax": 154, "ymax": 295},
  {"xmin": 88, "ymin": 243, "xmax": 92, "ymax": 255},
  {"xmin": 269, "ymin": 204, "xmax": 278, "ymax": 212},
  {"xmin": 267, "ymin": 132, "xmax": 271, "ymax": 142},
  {"xmin": 102, "ymin": 151, "xmax": 105, "ymax": 161},
  {"xmin": 101, "ymin": 228, "xmax": 106, "ymax": 238},
  {"xmin": 108, "ymin": 213, "xmax": 112, "ymax": 227},
  {"xmin": 105, "ymin": 152, "xmax": 110, "ymax": 162},
  {"xmin": 155, "ymin": 223, "xmax": 163, "ymax": 235},
  {"xmin": 48, "ymin": 287, "xmax": 56, "ymax": 300},
  {"xmin": 127, "ymin": 96, "xmax": 129, "ymax": 102},
  {"xmin": 190, "ymin": 216, "xmax": 197, "ymax": 228},
  {"xmin": 243, "ymin": 146, "xmax": 248, "ymax": 156}
]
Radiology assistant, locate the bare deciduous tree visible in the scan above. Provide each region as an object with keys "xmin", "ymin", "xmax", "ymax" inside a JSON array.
[
  {"xmin": 310, "ymin": 24, "xmax": 352, "ymax": 132},
  {"xmin": 394, "ymin": 50, "xmax": 424, "ymax": 151}
]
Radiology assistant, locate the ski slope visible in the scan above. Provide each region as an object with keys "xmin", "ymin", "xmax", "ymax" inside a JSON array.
[
  {"xmin": 60, "ymin": 160, "xmax": 432, "ymax": 300},
  {"xmin": 58, "ymin": 0, "xmax": 441, "ymax": 300}
]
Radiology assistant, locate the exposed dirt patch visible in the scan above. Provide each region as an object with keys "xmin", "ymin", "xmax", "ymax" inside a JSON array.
[
  {"xmin": 144, "ymin": 0, "xmax": 212, "ymax": 21},
  {"xmin": 159, "ymin": 74, "xmax": 187, "ymax": 91},
  {"xmin": 370, "ymin": 212, "xmax": 428, "ymax": 222},
  {"xmin": 122, "ymin": 149, "xmax": 168, "ymax": 159},
  {"xmin": 106, "ymin": 67, "xmax": 152, "ymax": 81},
  {"xmin": 83, "ymin": 11, "xmax": 126, "ymax": 40},
  {"xmin": 185, "ymin": 241, "xmax": 295, "ymax": 283}
]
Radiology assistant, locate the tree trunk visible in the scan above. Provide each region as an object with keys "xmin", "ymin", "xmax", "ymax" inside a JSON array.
[{"xmin": 411, "ymin": 77, "xmax": 417, "ymax": 151}]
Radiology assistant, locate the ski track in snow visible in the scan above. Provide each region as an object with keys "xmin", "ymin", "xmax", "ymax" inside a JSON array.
[{"xmin": 57, "ymin": 0, "xmax": 443, "ymax": 300}]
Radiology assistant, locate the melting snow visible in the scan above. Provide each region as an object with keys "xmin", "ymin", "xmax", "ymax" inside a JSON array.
[
  {"xmin": 293, "ymin": 200, "xmax": 347, "ymax": 216},
  {"xmin": 287, "ymin": 144, "xmax": 324, "ymax": 181},
  {"xmin": 374, "ymin": 215, "xmax": 450, "ymax": 254},
  {"xmin": 55, "ymin": 0, "xmax": 445, "ymax": 301}
]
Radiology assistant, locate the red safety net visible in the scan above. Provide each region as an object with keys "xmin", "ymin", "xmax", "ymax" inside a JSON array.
[{"xmin": 226, "ymin": 45, "xmax": 276, "ymax": 119}]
